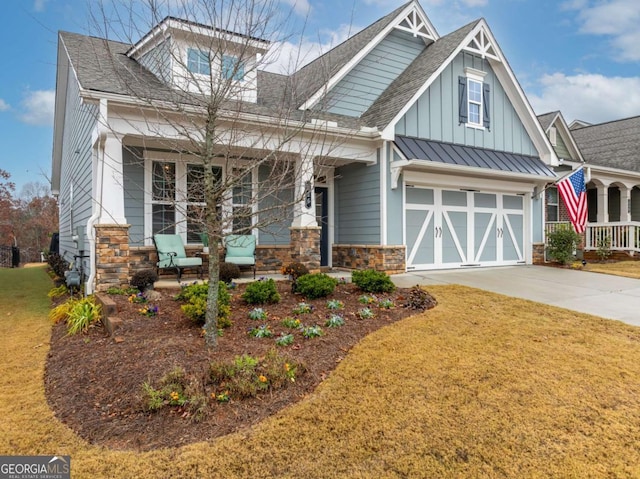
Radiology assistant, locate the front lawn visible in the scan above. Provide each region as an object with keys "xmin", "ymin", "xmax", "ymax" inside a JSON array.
[
  {"xmin": 586, "ymin": 260, "xmax": 640, "ymax": 279},
  {"xmin": 2, "ymin": 266, "xmax": 640, "ymax": 478}
]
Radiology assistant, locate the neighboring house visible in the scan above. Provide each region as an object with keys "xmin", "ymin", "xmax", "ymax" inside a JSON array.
[
  {"xmin": 570, "ymin": 116, "xmax": 640, "ymax": 256},
  {"xmin": 52, "ymin": 0, "xmax": 558, "ymax": 293}
]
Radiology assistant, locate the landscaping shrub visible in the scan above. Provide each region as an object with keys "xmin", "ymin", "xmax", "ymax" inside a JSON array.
[
  {"xmin": 65, "ymin": 296, "xmax": 102, "ymax": 335},
  {"xmin": 219, "ymin": 262, "xmax": 241, "ymax": 284},
  {"xmin": 130, "ymin": 269, "xmax": 158, "ymax": 291},
  {"xmin": 242, "ymin": 278, "xmax": 281, "ymax": 304},
  {"xmin": 281, "ymin": 262, "xmax": 309, "ymax": 280},
  {"xmin": 547, "ymin": 228, "xmax": 582, "ymax": 265},
  {"xmin": 178, "ymin": 281, "xmax": 231, "ymax": 328},
  {"xmin": 352, "ymin": 269, "xmax": 396, "ymax": 293},
  {"xmin": 47, "ymin": 253, "xmax": 69, "ymax": 279},
  {"xmin": 294, "ymin": 273, "xmax": 338, "ymax": 299}
]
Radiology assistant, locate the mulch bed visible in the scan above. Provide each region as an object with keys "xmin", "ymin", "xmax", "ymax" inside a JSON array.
[{"xmin": 45, "ymin": 280, "xmax": 433, "ymax": 451}]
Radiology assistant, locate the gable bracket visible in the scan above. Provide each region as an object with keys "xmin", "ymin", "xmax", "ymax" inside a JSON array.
[{"xmin": 463, "ymin": 29, "xmax": 500, "ymax": 61}]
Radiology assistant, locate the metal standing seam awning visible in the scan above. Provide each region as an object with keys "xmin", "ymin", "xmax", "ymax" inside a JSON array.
[{"xmin": 392, "ymin": 136, "xmax": 556, "ymax": 188}]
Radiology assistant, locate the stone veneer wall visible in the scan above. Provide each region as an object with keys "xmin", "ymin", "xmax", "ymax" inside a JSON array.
[
  {"xmin": 532, "ymin": 243, "xmax": 545, "ymax": 264},
  {"xmin": 332, "ymin": 244, "xmax": 406, "ymax": 274},
  {"xmin": 94, "ymin": 224, "xmax": 131, "ymax": 292},
  {"xmin": 289, "ymin": 227, "xmax": 321, "ymax": 272}
]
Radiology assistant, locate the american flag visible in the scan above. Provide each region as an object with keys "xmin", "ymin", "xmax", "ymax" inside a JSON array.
[{"xmin": 556, "ymin": 167, "xmax": 587, "ymax": 234}]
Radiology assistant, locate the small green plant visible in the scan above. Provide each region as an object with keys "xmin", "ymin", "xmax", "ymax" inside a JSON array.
[
  {"xmin": 352, "ymin": 269, "xmax": 396, "ymax": 293},
  {"xmin": 249, "ymin": 325, "xmax": 273, "ymax": 338},
  {"xmin": 358, "ymin": 294, "xmax": 377, "ymax": 304},
  {"xmin": 49, "ymin": 298, "xmax": 77, "ymax": 324},
  {"xmin": 214, "ymin": 391, "xmax": 230, "ymax": 403},
  {"xmin": 547, "ymin": 228, "xmax": 582, "ymax": 265},
  {"xmin": 66, "ymin": 296, "xmax": 102, "ymax": 335},
  {"xmin": 178, "ymin": 281, "xmax": 231, "ymax": 328},
  {"xmin": 47, "ymin": 284, "xmax": 68, "ymax": 300},
  {"xmin": 294, "ymin": 273, "xmax": 338, "ymax": 299},
  {"xmin": 357, "ymin": 307, "xmax": 375, "ymax": 319},
  {"xmin": 301, "ymin": 325, "xmax": 323, "ymax": 338},
  {"xmin": 242, "ymin": 278, "xmax": 281, "ymax": 304},
  {"xmin": 142, "ymin": 367, "xmax": 188, "ymax": 411},
  {"xmin": 596, "ymin": 235, "xmax": 612, "ymax": 261},
  {"xmin": 325, "ymin": 314, "xmax": 345, "ymax": 328},
  {"xmin": 130, "ymin": 269, "xmax": 158, "ymax": 291},
  {"xmin": 275, "ymin": 333, "xmax": 294, "ymax": 346},
  {"xmin": 403, "ymin": 286, "xmax": 437, "ymax": 311},
  {"xmin": 219, "ymin": 262, "xmax": 241, "ymax": 284},
  {"xmin": 282, "ymin": 317, "xmax": 301, "ymax": 329},
  {"xmin": 326, "ymin": 299, "xmax": 344, "ymax": 310},
  {"xmin": 248, "ymin": 308, "xmax": 268, "ymax": 321},
  {"xmin": 106, "ymin": 286, "xmax": 138, "ymax": 295},
  {"xmin": 378, "ymin": 298, "xmax": 395, "ymax": 309},
  {"xmin": 292, "ymin": 302, "xmax": 313, "ymax": 315}
]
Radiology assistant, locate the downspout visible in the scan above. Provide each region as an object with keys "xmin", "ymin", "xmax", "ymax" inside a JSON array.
[{"xmin": 86, "ymin": 98, "xmax": 108, "ymax": 294}]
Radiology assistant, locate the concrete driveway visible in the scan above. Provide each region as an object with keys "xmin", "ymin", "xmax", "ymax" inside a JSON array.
[{"xmin": 392, "ymin": 265, "xmax": 640, "ymax": 327}]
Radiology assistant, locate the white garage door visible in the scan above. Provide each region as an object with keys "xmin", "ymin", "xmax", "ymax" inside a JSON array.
[{"xmin": 405, "ymin": 186, "xmax": 525, "ymax": 270}]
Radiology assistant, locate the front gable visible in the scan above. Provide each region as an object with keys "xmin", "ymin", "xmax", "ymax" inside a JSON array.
[{"xmin": 395, "ymin": 50, "xmax": 537, "ymax": 156}]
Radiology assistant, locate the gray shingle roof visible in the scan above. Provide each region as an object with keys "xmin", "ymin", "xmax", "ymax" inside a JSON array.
[
  {"xmin": 537, "ymin": 111, "xmax": 559, "ymax": 132},
  {"xmin": 360, "ymin": 20, "xmax": 479, "ymax": 130},
  {"xmin": 571, "ymin": 116, "xmax": 640, "ymax": 172}
]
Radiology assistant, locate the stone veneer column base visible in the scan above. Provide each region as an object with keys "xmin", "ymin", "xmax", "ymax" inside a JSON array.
[
  {"xmin": 94, "ymin": 224, "xmax": 131, "ymax": 292},
  {"xmin": 532, "ymin": 243, "xmax": 545, "ymax": 264},
  {"xmin": 332, "ymin": 244, "xmax": 406, "ymax": 274},
  {"xmin": 289, "ymin": 227, "xmax": 321, "ymax": 272}
]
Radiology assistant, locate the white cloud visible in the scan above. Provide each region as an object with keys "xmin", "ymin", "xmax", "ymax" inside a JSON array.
[
  {"xmin": 565, "ymin": 0, "xmax": 640, "ymax": 62},
  {"xmin": 529, "ymin": 73, "xmax": 640, "ymax": 124},
  {"xmin": 19, "ymin": 90, "xmax": 55, "ymax": 126},
  {"xmin": 0, "ymin": 99, "xmax": 9, "ymax": 111},
  {"xmin": 461, "ymin": 0, "xmax": 488, "ymax": 6},
  {"xmin": 33, "ymin": 0, "xmax": 48, "ymax": 12},
  {"xmin": 280, "ymin": 0, "xmax": 311, "ymax": 16},
  {"xmin": 263, "ymin": 23, "xmax": 362, "ymax": 74}
]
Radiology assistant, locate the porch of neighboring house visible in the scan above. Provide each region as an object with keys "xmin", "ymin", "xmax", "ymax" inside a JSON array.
[{"xmin": 545, "ymin": 179, "xmax": 640, "ymax": 260}]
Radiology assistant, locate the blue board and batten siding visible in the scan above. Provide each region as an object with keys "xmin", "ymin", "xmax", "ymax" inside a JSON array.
[
  {"xmin": 395, "ymin": 52, "xmax": 537, "ymax": 156},
  {"xmin": 335, "ymin": 162, "xmax": 381, "ymax": 244},
  {"xmin": 123, "ymin": 148, "xmax": 146, "ymax": 246},
  {"xmin": 323, "ymin": 30, "xmax": 426, "ymax": 117},
  {"xmin": 58, "ymin": 64, "xmax": 98, "ymax": 265}
]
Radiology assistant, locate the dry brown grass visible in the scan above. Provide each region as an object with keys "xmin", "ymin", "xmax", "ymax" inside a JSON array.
[
  {"xmin": 586, "ymin": 260, "xmax": 640, "ymax": 279},
  {"xmin": 3, "ymin": 267, "xmax": 640, "ymax": 478}
]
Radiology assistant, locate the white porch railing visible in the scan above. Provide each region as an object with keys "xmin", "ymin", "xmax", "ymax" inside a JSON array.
[
  {"xmin": 584, "ymin": 222, "xmax": 640, "ymax": 252},
  {"xmin": 545, "ymin": 221, "xmax": 640, "ymax": 253}
]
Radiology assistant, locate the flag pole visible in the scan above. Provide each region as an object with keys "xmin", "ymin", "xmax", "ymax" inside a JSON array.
[{"xmin": 533, "ymin": 164, "xmax": 585, "ymax": 199}]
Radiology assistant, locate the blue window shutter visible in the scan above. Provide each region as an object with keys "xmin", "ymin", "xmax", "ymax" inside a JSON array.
[
  {"xmin": 458, "ymin": 76, "xmax": 468, "ymax": 124},
  {"xmin": 483, "ymin": 82, "xmax": 491, "ymax": 129}
]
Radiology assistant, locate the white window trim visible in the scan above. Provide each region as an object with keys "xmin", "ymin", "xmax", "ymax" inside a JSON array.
[
  {"xmin": 222, "ymin": 54, "xmax": 246, "ymax": 82},
  {"xmin": 549, "ymin": 126, "xmax": 557, "ymax": 146},
  {"xmin": 464, "ymin": 67, "xmax": 487, "ymax": 130},
  {"xmin": 187, "ymin": 47, "xmax": 211, "ymax": 76}
]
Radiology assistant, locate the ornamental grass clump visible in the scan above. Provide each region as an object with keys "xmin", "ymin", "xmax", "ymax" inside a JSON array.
[{"xmin": 65, "ymin": 296, "xmax": 102, "ymax": 335}]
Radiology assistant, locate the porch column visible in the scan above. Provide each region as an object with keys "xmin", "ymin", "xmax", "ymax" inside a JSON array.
[
  {"xmin": 596, "ymin": 184, "xmax": 609, "ymax": 223},
  {"xmin": 291, "ymin": 154, "xmax": 317, "ymax": 227},
  {"xmin": 620, "ymin": 185, "xmax": 631, "ymax": 222},
  {"xmin": 98, "ymin": 132, "xmax": 127, "ymax": 224}
]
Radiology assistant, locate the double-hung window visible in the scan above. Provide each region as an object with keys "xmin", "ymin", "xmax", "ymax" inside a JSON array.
[
  {"xmin": 458, "ymin": 68, "xmax": 490, "ymax": 129},
  {"xmin": 187, "ymin": 48, "xmax": 211, "ymax": 75},
  {"xmin": 151, "ymin": 162, "xmax": 176, "ymax": 234},
  {"xmin": 222, "ymin": 55, "xmax": 245, "ymax": 81},
  {"xmin": 546, "ymin": 187, "xmax": 559, "ymax": 222},
  {"xmin": 232, "ymin": 168, "xmax": 253, "ymax": 234},
  {"xmin": 185, "ymin": 164, "xmax": 223, "ymax": 243}
]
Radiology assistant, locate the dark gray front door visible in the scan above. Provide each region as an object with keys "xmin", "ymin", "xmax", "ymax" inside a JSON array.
[{"xmin": 315, "ymin": 187, "xmax": 329, "ymax": 266}]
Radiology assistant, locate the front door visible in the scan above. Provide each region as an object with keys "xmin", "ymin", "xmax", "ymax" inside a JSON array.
[{"xmin": 315, "ymin": 187, "xmax": 329, "ymax": 267}]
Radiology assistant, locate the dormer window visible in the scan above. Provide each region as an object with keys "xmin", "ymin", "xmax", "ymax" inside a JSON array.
[
  {"xmin": 458, "ymin": 67, "xmax": 491, "ymax": 130},
  {"xmin": 187, "ymin": 48, "xmax": 211, "ymax": 75},
  {"xmin": 222, "ymin": 55, "xmax": 245, "ymax": 81}
]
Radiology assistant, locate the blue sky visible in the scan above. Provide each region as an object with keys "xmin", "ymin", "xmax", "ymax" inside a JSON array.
[{"xmin": 1, "ymin": 0, "xmax": 639, "ymax": 193}]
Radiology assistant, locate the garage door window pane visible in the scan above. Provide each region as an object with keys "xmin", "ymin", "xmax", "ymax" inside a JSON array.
[
  {"xmin": 406, "ymin": 188, "xmax": 434, "ymax": 205},
  {"xmin": 474, "ymin": 192, "xmax": 496, "ymax": 208},
  {"xmin": 503, "ymin": 195, "xmax": 523, "ymax": 210},
  {"xmin": 442, "ymin": 190, "xmax": 467, "ymax": 207}
]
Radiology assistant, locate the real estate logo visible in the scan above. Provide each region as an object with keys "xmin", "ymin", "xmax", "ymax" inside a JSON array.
[{"xmin": 0, "ymin": 456, "xmax": 70, "ymax": 479}]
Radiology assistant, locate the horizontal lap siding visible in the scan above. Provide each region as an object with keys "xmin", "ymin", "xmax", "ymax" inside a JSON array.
[
  {"xmin": 258, "ymin": 165, "xmax": 292, "ymax": 245},
  {"xmin": 396, "ymin": 52, "xmax": 537, "ymax": 157},
  {"xmin": 58, "ymin": 64, "xmax": 97, "ymax": 266},
  {"xmin": 325, "ymin": 30, "xmax": 426, "ymax": 117},
  {"xmin": 335, "ymin": 162, "xmax": 380, "ymax": 244}
]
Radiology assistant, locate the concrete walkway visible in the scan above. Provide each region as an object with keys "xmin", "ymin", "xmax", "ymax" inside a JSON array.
[{"xmin": 392, "ymin": 265, "xmax": 640, "ymax": 327}]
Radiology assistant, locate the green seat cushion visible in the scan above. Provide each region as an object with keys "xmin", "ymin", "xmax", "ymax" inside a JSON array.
[
  {"xmin": 224, "ymin": 255, "xmax": 254, "ymax": 266},
  {"xmin": 174, "ymin": 257, "xmax": 202, "ymax": 267}
]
